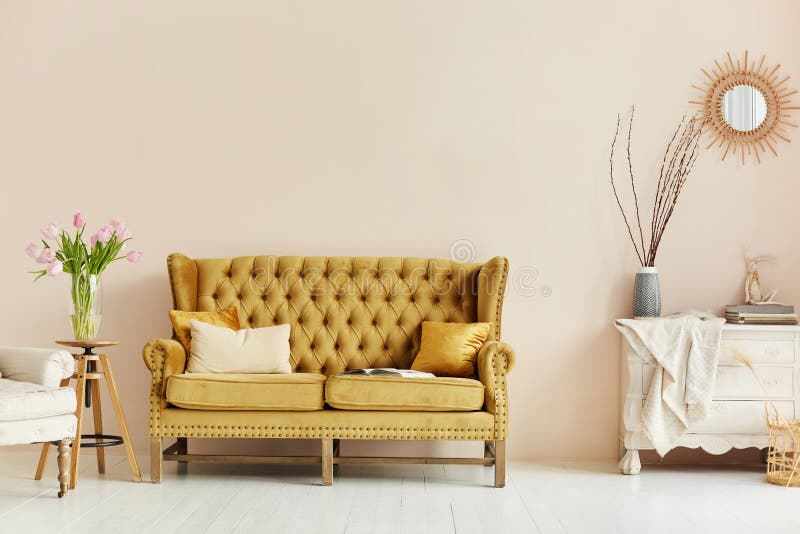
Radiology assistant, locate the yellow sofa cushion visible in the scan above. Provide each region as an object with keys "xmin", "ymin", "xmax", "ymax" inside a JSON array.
[
  {"xmin": 169, "ymin": 306, "xmax": 240, "ymax": 352},
  {"xmin": 325, "ymin": 374, "xmax": 484, "ymax": 411},
  {"xmin": 411, "ymin": 321, "xmax": 492, "ymax": 378},
  {"xmin": 166, "ymin": 373, "xmax": 326, "ymax": 411}
]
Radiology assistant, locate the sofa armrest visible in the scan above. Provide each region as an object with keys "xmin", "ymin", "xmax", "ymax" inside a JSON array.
[
  {"xmin": 143, "ymin": 338, "xmax": 186, "ymax": 392},
  {"xmin": 0, "ymin": 346, "xmax": 74, "ymax": 387},
  {"xmin": 477, "ymin": 340, "xmax": 515, "ymax": 440},
  {"xmin": 143, "ymin": 339, "xmax": 187, "ymax": 435}
]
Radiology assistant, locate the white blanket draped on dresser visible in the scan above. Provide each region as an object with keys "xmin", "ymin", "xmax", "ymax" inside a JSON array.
[{"xmin": 615, "ymin": 313, "xmax": 725, "ymax": 456}]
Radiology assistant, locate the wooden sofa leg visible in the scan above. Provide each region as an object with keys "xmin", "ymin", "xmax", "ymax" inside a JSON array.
[
  {"xmin": 57, "ymin": 439, "xmax": 71, "ymax": 497},
  {"xmin": 151, "ymin": 437, "xmax": 162, "ymax": 484},
  {"xmin": 494, "ymin": 440, "xmax": 506, "ymax": 488},
  {"xmin": 176, "ymin": 437, "xmax": 188, "ymax": 473},
  {"xmin": 321, "ymin": 439, "xmax": 333, "ymax": 486},
  {"xmin": 332, "ymin": 439, "xmax": 340, "ymax": 476}
]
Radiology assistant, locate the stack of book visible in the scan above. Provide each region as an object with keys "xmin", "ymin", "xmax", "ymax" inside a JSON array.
[{"xmin": 725, "ymin": 304, "xmax": 798, "ymax": 325}]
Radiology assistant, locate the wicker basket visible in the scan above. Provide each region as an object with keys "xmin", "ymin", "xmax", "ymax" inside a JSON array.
[{"xmin": 766, "ymin": 402, "xmax": 800, "ymax": 487}]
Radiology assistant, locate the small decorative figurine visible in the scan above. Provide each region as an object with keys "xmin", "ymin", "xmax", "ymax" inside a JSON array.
[{"xmin": 745, "ymin": 255, "xmax": 778, "ymax": 304}]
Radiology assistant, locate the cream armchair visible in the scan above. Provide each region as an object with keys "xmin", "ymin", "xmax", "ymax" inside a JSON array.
[{"xmin": 0, "ymin": 346, "xmax": 77, "ymax": 497}]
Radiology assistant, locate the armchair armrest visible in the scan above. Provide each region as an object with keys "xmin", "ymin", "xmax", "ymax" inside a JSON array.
[
  {"xmin": 0, "ymin": 346, "xmax": 74, "ymax": 387},
  {"xmin": 477, "ymin": 340, "xmax": 516, "ymax": 440}
]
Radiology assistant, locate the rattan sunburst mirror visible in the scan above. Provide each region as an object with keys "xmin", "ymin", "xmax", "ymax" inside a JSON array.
[{"xmin": 691, "ymin": 51, "xmax": 798, "ymax": 164}]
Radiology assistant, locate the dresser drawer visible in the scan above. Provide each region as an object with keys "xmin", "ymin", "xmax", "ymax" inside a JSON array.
[
  {"xmin": 689, "ymin": 400, "xmax": 795, "ymax": 434},
  {"xmin": 714, "ymin": 365, "xmax": 794, "ymax": 398},
  {"xmin": 719, "ymin": 339, "xmax": 795, "ymax": 364},
  {"xmin": 641, "ymin": 364, "xmax": 795, "ymax": 398}
]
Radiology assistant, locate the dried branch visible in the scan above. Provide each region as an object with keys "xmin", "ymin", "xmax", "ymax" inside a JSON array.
[
  {"xmin": 649, "ymin": 118, "xmax": 703, "ymax": 265},
  {"xmin": 610, "ymin": 114, "xmax": 645, "ymax": 265},
  {"xmin": 610, "ymin": 109, "xmax": 703, "ymax": 267},
  {"xmin": 650, "ymin": 117, "xmax": 684, "ymax": 261},
  {"xmin": 626, "ymin": 107, "xmax": 647, "ymax": 262}
]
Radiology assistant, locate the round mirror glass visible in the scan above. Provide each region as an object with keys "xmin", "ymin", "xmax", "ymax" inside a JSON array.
[{"xmin": 721, "ymin": 84, "xmax": 767, "ymax": 132}]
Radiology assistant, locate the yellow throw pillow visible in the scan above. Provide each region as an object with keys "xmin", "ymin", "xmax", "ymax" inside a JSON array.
[
  {"xmin": 411, "ymin": 321, "xmax": 492, "ymax": 378},
  {"xmin": 169, "ymin": 307, "xmax": 240, "ymax": 352}
]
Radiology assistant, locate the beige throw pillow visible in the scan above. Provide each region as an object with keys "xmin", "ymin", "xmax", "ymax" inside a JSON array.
[{"xmin": 187, "ymin": 320, "xmax": 292, "ymax": 374}]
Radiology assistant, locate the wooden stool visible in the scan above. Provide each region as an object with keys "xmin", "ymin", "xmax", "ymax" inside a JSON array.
[{"xmin": 34, "ymin": 340, "xmax": 141, "ymax": 489}]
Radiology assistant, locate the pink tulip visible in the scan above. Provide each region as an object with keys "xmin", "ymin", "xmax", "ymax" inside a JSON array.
[
  {"xmin": 91, "ymin": 226, "xmax": 112, "ymax": 246},
  {"xmin": 100, "ymin": 226, "xmax": 113, "ymax": 242},
  {"xmin": 118, "ymin": 228, "xmax": 132, "ymax": 240},
  {"xmin": 110, "ymin": 219, "xmax": 127, "ymax": 236},
  {"xmin": 25, "ymin": 243, "xmax": 42, "ymax": 259},
  {"xmin": 73, "ymin": 212, "xmax": 85, "ymax": 228},
  {"xmin": 40, "ymin": 223, "xmax": 60, "ymax": 240},
  {"xmin": 36, "ymin": 248, "xmax": 56, "ymax": 264},
  {"xmin": 46, "ymin": 261, "xmax": 63, "ymax": 277},
  {"xmin": 126, "ymin": 250, "xmax": 143, "ymax": 263}
]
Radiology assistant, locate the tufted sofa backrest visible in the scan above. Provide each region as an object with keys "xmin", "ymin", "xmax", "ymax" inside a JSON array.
[{"xmin": 167, "ymin": 254, "xmax": 508, "ymax": 376}]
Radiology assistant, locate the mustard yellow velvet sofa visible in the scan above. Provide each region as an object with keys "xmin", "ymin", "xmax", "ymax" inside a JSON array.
[{"xmin": 143, "ymin": 254, "xmax": 516, "ymax": 486}]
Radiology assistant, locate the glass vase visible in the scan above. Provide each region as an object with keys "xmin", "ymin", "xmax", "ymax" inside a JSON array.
[{"xmin": 69, "ymin": 273, "xmax": 102, "ymax": 340}]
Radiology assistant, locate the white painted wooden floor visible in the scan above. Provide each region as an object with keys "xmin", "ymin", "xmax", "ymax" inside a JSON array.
[{"xmin": 1, "ymin": 450, "xmax": 798, "ymax": 534}]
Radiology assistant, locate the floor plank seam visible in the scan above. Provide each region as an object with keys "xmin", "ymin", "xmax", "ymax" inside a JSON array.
[
  {"xmin": 142, "ymin": 492, "xmax": 184, "ymax": 534},
  {"xmin": 509, "ymin": 474, "xmax": 543, "ymax": 534},
  {"xmin": 59, "ymin": 456, "xmax": 135, "ymax": 528},
  {"xmin": 0, "ymin": 487, "xmax": 51, "ymax": 520}
]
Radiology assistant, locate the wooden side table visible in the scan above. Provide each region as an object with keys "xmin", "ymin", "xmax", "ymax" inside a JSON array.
[{"xmin": 35, "ymin": 340, "xmax": 141, "ymax": 488}]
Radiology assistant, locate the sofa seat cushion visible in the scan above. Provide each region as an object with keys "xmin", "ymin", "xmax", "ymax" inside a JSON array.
[
  {"xmin": 166, "ymin": 373, "xmax": 326, "ymax": 411},
  {"xmin": 0, "ymin": 378, "xmax": 77, "ymax": 422},
  {"xmin": 325, "ymin": 375, "xmax": 484, "ymax": 411}
]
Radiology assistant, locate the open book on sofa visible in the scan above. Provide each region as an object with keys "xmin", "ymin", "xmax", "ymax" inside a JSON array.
[{"xmin": 339, "ymin": 368, "xmax": 435, "ymax": 378}]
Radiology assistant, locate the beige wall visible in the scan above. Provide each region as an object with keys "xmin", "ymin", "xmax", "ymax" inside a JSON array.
[{"xmin": 1, "ymin": 1, "xmax": 799, "ymax": 461}]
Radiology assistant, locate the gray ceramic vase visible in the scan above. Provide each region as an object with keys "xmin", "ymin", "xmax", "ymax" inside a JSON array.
[{"xmin": 633, "ymin": 266, "xmax": 661, "ymax": 318}]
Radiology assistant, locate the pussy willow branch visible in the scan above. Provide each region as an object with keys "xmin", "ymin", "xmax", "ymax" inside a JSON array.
[
  {"xmin": 610, "ymin": 113, "xmax": 645, "ymax": 266},
  {"xmin": 650, "ymin": 118, "xmax": 683, "ymax": 261},
  {"xmin": 653, "ymin": 120, "xmax": 699, "ymax": 247},
  {"xmin": 610, "ymin": 111, "xmax": 703, "ymax": 267},
  {"xmin": 652, "ymin": 118, "xmax": 690, "ymax": 251},
  {"xmin": 626, "ymin": 107, "xmax": 647, "ymax": 264},
  {"xmin": 649, "ymin": 119, "xmax": 702, "ymax": 265}
]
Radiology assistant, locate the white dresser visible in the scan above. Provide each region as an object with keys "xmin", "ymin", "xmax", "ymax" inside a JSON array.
[{"xmin": 619, "ymin": 323, "xmax": 800, "ymax": 474}]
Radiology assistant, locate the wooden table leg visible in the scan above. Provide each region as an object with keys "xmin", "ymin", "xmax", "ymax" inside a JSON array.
[
  {"xmin": 90, "ymin": 379, "xmax": 105, "ymax": 474},
  {"xmin": 70, "ymin": 356, "xmax": 88, "ymax": 490},
  {"xmin": 99, "ymin": 354, "xmax": 142, "ymax": 482},
  {"xmin": 34, "ymin": 443, "xmax": 50, "ymax": 480}
]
